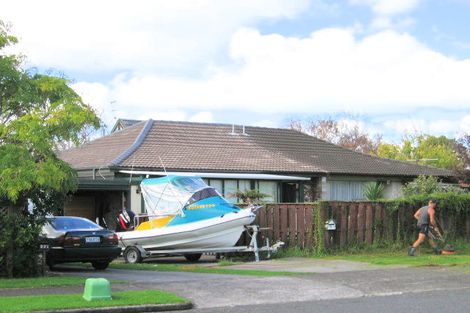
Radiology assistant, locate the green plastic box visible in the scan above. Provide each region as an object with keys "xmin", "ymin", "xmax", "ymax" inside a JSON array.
[{"xmin": 83, "ymin": 278, "xmax": 112, "ymax": 301}]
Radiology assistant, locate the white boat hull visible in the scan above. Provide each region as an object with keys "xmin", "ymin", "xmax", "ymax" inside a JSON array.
[{"xmin": 117, "ymin": 209, "xmax": 256, "ymax": 251}]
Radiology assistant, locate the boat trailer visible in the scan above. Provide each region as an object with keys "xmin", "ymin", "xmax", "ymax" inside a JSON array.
[{"xmin": 121, "ymin": 225, "xmax": 284, "ymax": 264}]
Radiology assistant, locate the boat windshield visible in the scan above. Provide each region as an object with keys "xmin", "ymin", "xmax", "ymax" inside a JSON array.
[
  {"xmin": 141, "ymin": 176, "xmax": 220, "ymax": 217},
  {"xmin": 185, "ymin": 187, "xmax": 225, "ymax": 207},
  {"xmin": 171, "ymin": 176, "xmax": 207, "ymax": 192}
]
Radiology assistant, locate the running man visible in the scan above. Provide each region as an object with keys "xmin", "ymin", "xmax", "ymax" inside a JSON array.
[{"xmin": 408, "ymin": 199, "xmax": 441, "ymax": 256}]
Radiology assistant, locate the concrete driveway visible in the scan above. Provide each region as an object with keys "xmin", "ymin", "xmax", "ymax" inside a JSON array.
[{"xmin": 54, "ymin": 258, "xmax": 470, "ymax": 311}]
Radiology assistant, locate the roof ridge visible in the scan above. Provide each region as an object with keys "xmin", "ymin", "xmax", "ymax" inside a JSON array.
[
  {"xmin": 111, "ymin": 119, "xmax": 154, "ymax": 165},
  {"xmin": 148, "ymin": 119, "xmax": 295, "ymax": 132}
]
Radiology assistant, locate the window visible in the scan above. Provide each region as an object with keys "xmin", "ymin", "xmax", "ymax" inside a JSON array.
[
  {"xmin": 238, "ymin": 180, "xmax": 251, "ymax": 192},
  {"xmin": 259, "ymin": 181, "xmax": 278, "ymax": 202},
  {"xmin": 48, "ymin": 217, "xmax": 102, "ymax": 231},
  {"xmin": 328, "ymin": 181, "xmax": 366, "ymax": 201},
  {"xmin": 208, "ymin": 179, "xmax": 223, "ymax": 194},
  {"xmin": 224, "ymin": 180, "xmax": 238, "ymax": 203}
]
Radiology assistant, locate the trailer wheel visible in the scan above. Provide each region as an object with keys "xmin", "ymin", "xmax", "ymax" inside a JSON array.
[
  {"xmin": 124, "ymin": 246, "xmax": 142, "ymax": 264},
  {"xmin": 184, "ymin": 253, "xmax": 202, "ymax": 262}
]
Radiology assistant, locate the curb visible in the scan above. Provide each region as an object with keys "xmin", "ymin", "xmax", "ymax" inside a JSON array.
[{"xmin": 34, "ymin": 302, "xmax": 193, "ymax": 313}]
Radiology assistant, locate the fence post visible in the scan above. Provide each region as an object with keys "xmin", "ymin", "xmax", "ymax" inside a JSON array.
[
  {"xmin": 348, "ymin": 203, "xmax": 358, "ymax": 245},
  {"xmin": 357, "ymin": 203, "xmax": 366, "ymax": 243},
  {"xmin": 365, "ymin": 203, "xmax": 374, "ymax": 245},
  {"xmin": 288, "ymin": 205, "xmax": 297, "ymax": 247},
  {"xmin": 339, "ymin": 203, "xmax": 348, "ymax": 248},
  {"xmin": 296, "ymin": 205, "xmax": 306, "ymax": 249}
]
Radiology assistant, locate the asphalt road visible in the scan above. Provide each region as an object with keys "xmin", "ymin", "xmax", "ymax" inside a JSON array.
[
  {"xmin": 181, "ymin": 289, "xmax": 470, "ymax": 313},
  {"xmin": 55, "ymin": 261, "xmax": 470, "ymax": 312}
]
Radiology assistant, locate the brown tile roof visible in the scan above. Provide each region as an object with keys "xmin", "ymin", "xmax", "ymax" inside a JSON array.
[
  {"xmin": 59, "ymin": 121, "xmax": 146, "ymax": 169},
  {"xmin": 59, "ymin": 119, "xmax": 453, "ymax": 177}
]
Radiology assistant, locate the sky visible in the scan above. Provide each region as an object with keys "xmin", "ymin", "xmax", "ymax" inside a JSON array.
[{"xmin": 2, "ymin": 0, "xmax": 470, "ymax": 142}]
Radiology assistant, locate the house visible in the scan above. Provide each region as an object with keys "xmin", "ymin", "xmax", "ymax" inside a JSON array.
[{"xmin": 59, "ymin": 119, "xmax": 453, "ymax": 225}]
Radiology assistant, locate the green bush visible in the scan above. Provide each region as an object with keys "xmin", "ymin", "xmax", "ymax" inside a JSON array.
[
  {"xmin": 0, "ymin": 189, "xmax": 67, "ymax": 277},
  {"xmin": 402, "ymin": 175, "xmax": 466, "ymax": 197},
  {"xmin": 363, "ymin": 182, "xmax": 385, "ymax": 200}
]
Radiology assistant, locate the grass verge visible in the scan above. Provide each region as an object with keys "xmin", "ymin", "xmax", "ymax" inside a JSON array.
[
  {"xmin": 275, "ymin": 241, "xmax": 470, "ymax": 268},
  {"xmin": 328, "ymin": 250, "xmax": 470, "ymax": 267},
  {"xmin": 106, "ymin": 262, "xmax": 303, "ymax": 276},
  {"xmin": 0, "ymin": 276, "xmax": 125, "ymax": 289},
  {"xmin": 0, "ymin": 290, "xmax": 187, "ymax": 313}
]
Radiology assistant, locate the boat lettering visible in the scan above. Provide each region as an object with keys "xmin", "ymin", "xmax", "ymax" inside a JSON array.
[{"xmin": 187, "ymin": 204, "xmax": 216, "ymax": 210}]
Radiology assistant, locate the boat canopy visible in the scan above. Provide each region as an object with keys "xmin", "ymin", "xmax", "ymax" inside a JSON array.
[{"xmin": 141, "ymin": 175, "xmax": 221, "ymax": 216}]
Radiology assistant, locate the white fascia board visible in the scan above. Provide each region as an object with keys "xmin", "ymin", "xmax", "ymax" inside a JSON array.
[{"xmin": 119, "ymin": 170, "xmax": 310, "ymax": 181}]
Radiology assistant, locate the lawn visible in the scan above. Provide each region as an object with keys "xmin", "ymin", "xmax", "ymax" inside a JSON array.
[
  {"xmin": 106, "ymin": 261, "xmax": 303, "ymax": 276},
  {"xmin": 327, "ymin": 242, "xmax": 470, "ymax": 267},
  {"xmin": 329, "ymin": 251, "xmax": 470, "ymax": 267},
  {"xmin": 0, "ymin": 276, "xmax": 115, "ymax": 289},
  {"xmin": 0, "ymin": 290, "xmax": 187, "ymax": 313}
]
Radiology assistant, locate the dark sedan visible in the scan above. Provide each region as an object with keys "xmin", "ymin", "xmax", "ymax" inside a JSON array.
[{"xmin": 42, "ymin": 216, "xmax": 122, "ymax": 270}]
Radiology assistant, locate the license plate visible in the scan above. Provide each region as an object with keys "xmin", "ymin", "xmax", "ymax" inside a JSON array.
[{"xmin": 85, "ymin": 237, "xmax": 100, "ymax": 243}]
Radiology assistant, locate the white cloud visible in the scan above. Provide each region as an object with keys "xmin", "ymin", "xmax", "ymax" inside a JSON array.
[
  {"xmin": 76, "ymin": 27, "xmax": 470, "ymax": 122},
  {"xmin": 383, "ymin": 116, "xmax": 470, "ymax": 138},
  {"xmin": 2, "ymin": 0, "xmax": 310, "ymax": 74},
  {"xmin": 459, "ymin": 115, "xmax": 470, "ymax": 135},
  {"xmin": 189, "ymin": 111, "xmax": 214, "ymax": 123},
  {"xmin": 350, "ymin": 0, "xmax": 421, "ymax": 16}
]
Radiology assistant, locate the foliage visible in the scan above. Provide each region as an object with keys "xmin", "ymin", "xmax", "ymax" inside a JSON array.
[
  {"xmin": 290, "ymin": 117, "xmax": 382, "ymax": 155},
  {"xmin": 377, "ymin": 135, "xmax": 463, "ymax": 171},
  {"xmin": 456, "ymin": 134, "xmax": 470, "ymax": 181},
  {"xmin": 0, "ymin": 290, "xmax": 187, "ymax": 313},
  {"xmin": 384, "ymin": 192, "xmax": 470, "ymax": 214},
  {"xmin": 401, "ymin": 175, "xmax": 465, "ymax": 197},
  {"xmin": 0, "ymin": 21, "xmax": 99, "ymax": 277},
  {"xmin": 231, "ymin": 189, "xmax": 269, "ymax": 203},
  {"xmin": 363, "ymin": 182, "xmax": 385, "ymax": 200},
  {"xmin": 312, "ymin": 202, "xmax": 326, "ymax": 256}
]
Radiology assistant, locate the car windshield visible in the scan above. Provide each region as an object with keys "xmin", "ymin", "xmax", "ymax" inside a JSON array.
[{"xmin": 48, "ymin": 217, "xmax": 102, "ymax": 231}]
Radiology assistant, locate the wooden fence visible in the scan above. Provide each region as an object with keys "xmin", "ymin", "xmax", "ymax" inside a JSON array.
[{"xmin": 249, "ymin": 202, "xmax": 470, "ymax": 250}]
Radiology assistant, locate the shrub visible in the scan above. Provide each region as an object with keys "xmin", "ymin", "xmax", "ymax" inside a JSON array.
[
  {"xmin": 363, "ymin": 182, "xmax": 385, "ymax": 200},
  {"xmin": 402, "ymin": 175, "xmax": 465, "ymax": 197}
]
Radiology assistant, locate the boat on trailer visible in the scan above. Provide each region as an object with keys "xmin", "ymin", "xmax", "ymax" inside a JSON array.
[{"xmin": 117, "ymin": 175, "xmax": 281, "ymax": 263}]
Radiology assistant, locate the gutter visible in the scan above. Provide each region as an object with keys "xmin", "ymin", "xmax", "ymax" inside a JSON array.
[{"xmin": 118, "ymin": 170, "xmax": 311, "ymax": 181}]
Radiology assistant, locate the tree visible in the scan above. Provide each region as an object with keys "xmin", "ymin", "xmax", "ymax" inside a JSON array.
[
  {"xmin": 455, "ymin": 134, "xmax": 470, "ymax": 181},
  {"xmin": 377, "ymin": 135, "xmax": 462, "ymax": 172},
  {"xmin": 0, "ymin": 21, "xmax": 99, "ymax": 277},
  {"xmin": 402, "ymin": 175, "xmax": 464, "ymax": 196},
  {"xmin": 290, "ymin": 117, "xmax": 382, "ymax": 155}
]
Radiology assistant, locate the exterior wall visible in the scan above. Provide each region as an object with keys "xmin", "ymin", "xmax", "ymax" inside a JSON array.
[
  {"xmin": 383, "ymin": 181, "xmax": 403, "ymax": 199},
  {"xmin": 129, "ymin": 185, "xmax": 143, "ymax": 214}
]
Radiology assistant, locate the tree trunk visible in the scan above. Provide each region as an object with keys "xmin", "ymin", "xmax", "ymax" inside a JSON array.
[{"xmin": 6, "ymin": 205, "xmax": 14, "ymax": 278}]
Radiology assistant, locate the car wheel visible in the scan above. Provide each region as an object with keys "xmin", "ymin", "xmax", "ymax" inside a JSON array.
[
  {"xmin": 184, "ymin": 253, "xmax": 202, "ymax": 262},
  {"xmin": 123, "ymin": 246, "xmax": 142, "ymax": 264},
  {"xmin": 92, "ymin": 261, "xmax": 110, "ymax": 270}
]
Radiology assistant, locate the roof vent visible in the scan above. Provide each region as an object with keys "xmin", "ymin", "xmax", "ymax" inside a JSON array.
[
  {"xmin": 230, "ymin": 124, "xmax": 237, "ymax": 135},
  {"xmin": 242, "ymin": 125, "xmax": 249, "ymax": 136}
]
